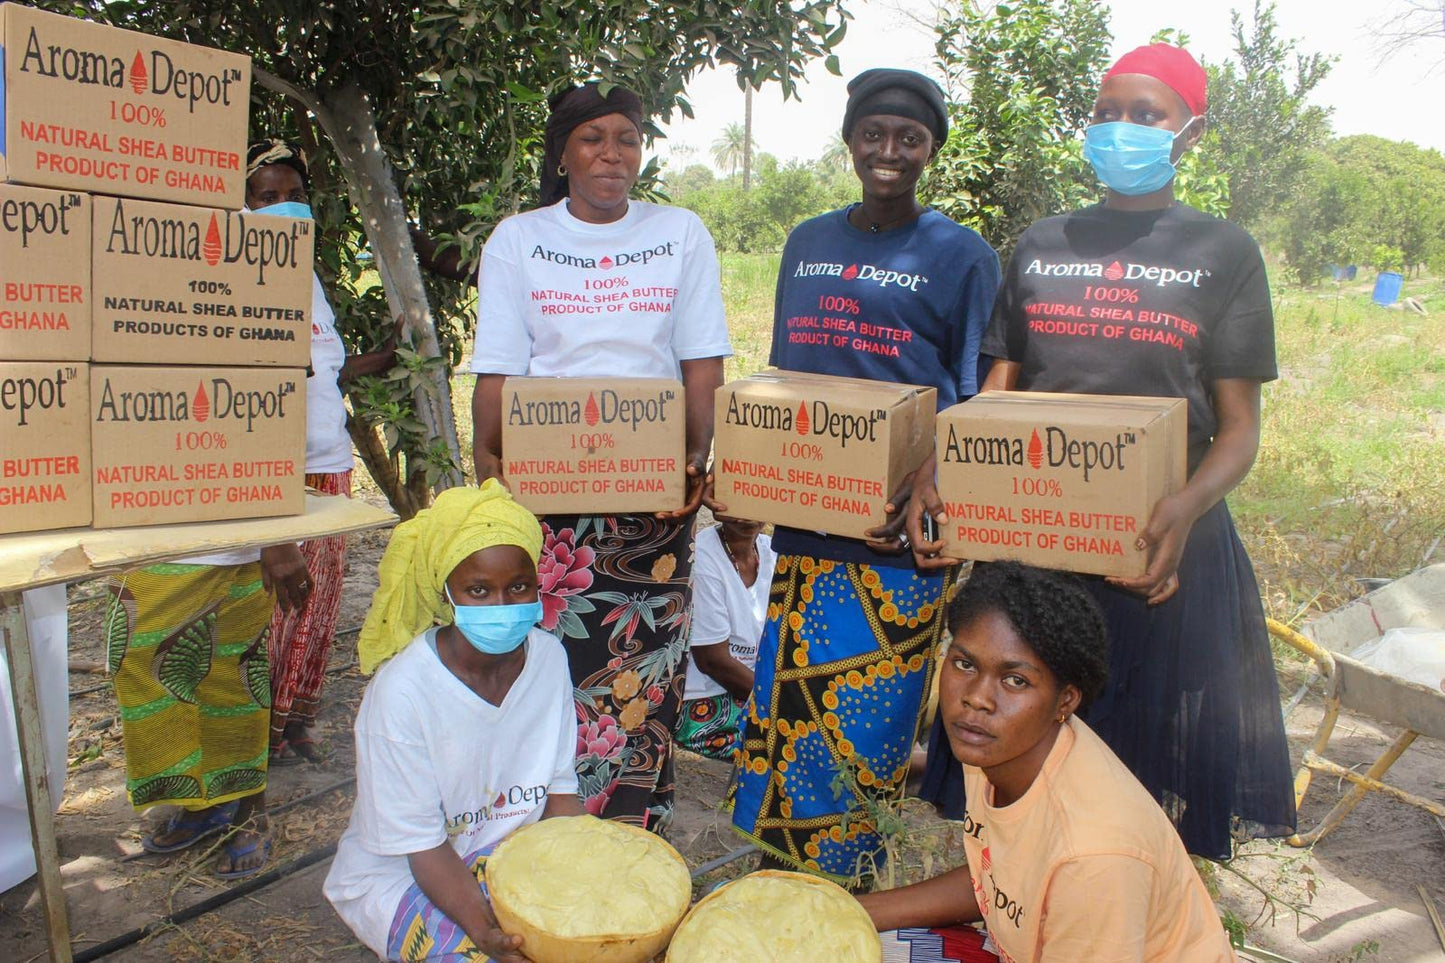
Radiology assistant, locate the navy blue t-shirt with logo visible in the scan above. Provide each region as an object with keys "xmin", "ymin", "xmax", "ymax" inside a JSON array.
[
  {"xmin": 982, "ymin": 203, "xmax": 1276, "ymax": 469},
  {"xmin": 769, "ymin": 206, "xmax": 1000, "ymax": 566}
]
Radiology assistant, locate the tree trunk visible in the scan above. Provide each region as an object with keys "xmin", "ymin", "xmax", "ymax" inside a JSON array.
[
  {"xmin": 253, "ymin": 68, "xmax": 466, "ymax": 513},
  {"xmin": 743, "ymin": 85, "xmax": 754, "ymax": 192}
]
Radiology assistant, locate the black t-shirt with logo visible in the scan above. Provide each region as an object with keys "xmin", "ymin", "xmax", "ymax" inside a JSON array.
[
  {"xmin": 769, "ymin": 206, "xmax": 1000, "ymax": 567},
  {"xmin": 981, "ymin": 203, "xmax": 1276, "ymax": 468}
]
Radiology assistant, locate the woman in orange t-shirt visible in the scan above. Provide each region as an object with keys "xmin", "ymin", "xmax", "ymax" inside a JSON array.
[{"xmin": 859, "ymin": 563, "xmax": 1236, "ymax": 962}]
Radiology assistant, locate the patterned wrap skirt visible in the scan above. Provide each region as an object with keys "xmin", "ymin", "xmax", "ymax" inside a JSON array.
[
  {"xmin": 537, "ymin": 514, "xmax": 692, "ymax": 832},
  {"xmin": 674, "ymin": 694, "xmax": 747, "ymax": 761},
  {"xmin": 105, "ymin": 562, "xmax": 273, "ymax": 811},
  {"xmin": 918, "ymin": 501, "xmax": 1296, "ymax": 859},
  {"xmin": 881, "ymin": 926, "xmax": 997, "ymax": 962},
  {"xmin": 733, "ymin": 554, "xmax": 956, "ymax": 883},
  {"xmin": 268, "ymin": 470, "xmax": 352, "ymax": 747},
  {"xmin": 386, "ymin": 845, "xmax": 493, "ymax": 961}
]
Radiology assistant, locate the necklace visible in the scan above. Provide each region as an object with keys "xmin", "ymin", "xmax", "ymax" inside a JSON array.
[
  {"xmin": 719, "ymin": 528, "xmax": 758, "ymax": 579},
  {"xmin": 852, "ymin": 203, "xmax": 925, "ymax": 234}
]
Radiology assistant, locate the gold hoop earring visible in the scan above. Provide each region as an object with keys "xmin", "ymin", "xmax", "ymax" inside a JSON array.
[{"xmin": 557, "ymin": 163, "xmax": 568, "ymax": 177}]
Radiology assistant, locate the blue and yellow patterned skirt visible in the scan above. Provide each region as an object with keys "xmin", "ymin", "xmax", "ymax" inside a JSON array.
[{"xmin": 732, "ymin": 554, "xmax": 956, "ymax": 883}]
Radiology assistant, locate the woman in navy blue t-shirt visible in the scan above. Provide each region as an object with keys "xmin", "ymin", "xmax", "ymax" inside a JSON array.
[{"xmin": 722, "ymin": 68, "xmax": 999, "ymax": 884}]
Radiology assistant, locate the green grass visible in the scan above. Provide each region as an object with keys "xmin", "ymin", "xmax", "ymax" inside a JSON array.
[{"xmin": 1228, "ymin": 273, "xmax": 1444, "ymax": 618}]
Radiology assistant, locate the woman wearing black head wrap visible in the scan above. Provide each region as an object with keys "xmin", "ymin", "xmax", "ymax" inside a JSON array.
[
  {"xmin": 723, "ymin": 68, "xmax": 1000, "ymax": 884},
  {"xmin": 468, "ymin": 83, "xmax": 730, "ymax": 832}
]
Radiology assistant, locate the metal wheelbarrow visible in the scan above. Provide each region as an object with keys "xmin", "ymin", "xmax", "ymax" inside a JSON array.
[{"xmin": 1266, "ymin": 562, "xmax": 1445, "ymax": 847}]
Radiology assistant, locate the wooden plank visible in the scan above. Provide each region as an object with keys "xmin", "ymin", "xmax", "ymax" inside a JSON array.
[
  {"xmin": 2, "ymin": 592, "xmax": 72, "ymax": 962},
  {"xmin": 0, "ymin": 494, "xmax": 396, "ymax": 593}
]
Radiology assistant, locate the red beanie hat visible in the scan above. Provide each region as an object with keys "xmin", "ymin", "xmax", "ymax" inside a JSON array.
[{"xmin": 1103, "ymin": 43, "xmax": 1207, "ymax": 116}]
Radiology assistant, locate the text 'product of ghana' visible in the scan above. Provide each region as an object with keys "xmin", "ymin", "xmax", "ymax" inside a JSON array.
[
  {"xmin": 666, "ymin": 870, "xmax": 883, "ymax": 962},
  {"xmin": 486, "ymin": 815, "xmax": 691, "ymax": 963}
]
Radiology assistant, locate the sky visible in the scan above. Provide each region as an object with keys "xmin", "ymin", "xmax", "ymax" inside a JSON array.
[{"xmin": 656, "ymin": 0, "xmax": 1445, "ymax": 170}]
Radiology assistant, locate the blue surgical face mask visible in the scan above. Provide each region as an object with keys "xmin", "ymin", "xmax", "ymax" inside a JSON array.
[
  {"xmin": 1082, "ymin": 117, "xmax": 1197, "ymax": 196},
  {"xmin": 445, "ymin": 585, "xmax": 541, "ymax": 656},
  {"xmin": 253, "ymin": 201, "xmax": 313, "ymax": 220}
]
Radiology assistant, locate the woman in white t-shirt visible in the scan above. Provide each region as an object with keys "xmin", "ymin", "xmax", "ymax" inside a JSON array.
[
  {"xmin": 327, "ymin": 482, "xmax": 582, "ymax": 962},
  {"xmin": 470, "ymin": 83, "xmax": 731, "ymax": 831},
  {"xmin": 243, "ymin": 141, "xmax": 401, "ymax": 768},
  {"xmin": 674, "ymin": 519, "xmax": 774, "ymax": 761}
]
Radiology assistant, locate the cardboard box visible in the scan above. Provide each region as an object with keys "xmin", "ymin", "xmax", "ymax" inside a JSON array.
[
  {"xmin": 1, "ymin": 184, "xmax": 90, "ymax": 360},
  {"xmin": 712, "ymin": 369, "xmax": 936, "ymax": 539},
  {"xmin": 91, "ymin": 195, "xmax": 313, "ymax": 366},
  {"xmin": 501, "ymin": 377, "xmax": 686, "ymax": 514},
  {"xmin": 90, "ymin": 365, "xmax": 304, "ymax": 528},
  {"xmin": 0, "ymin": 3, "xmax": 251, "ymax": 206},
  {"xmin": 934, "ymin": 391, "xmax": 1187, "ymax": 577},
  {"xmin": 0, "ymin": 361, "xmax": 90, "ymax": 533}
]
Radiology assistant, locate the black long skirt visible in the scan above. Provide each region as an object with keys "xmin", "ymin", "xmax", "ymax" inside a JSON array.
[{"xmin": 918, "ymin": 500, "xmax": 1296, "ymax": 859}]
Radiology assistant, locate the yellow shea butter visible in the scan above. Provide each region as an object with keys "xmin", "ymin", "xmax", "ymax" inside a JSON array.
[
  {"xmin": 487, "ymin": 815, "xmax": 690, "ymax": 963},
  {"xmin": 666, "ymin": 870, "xmax": 882, "ymax": 962}
]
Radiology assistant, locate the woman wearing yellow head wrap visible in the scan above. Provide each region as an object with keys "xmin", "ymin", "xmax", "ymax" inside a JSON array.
[
  {"xmin": 359, "ymin": 480, "xmax": 545, "ymax": 673},
  {"xmin": 327, "ymin": 479, "xmax": 584, "ymax": 961}
]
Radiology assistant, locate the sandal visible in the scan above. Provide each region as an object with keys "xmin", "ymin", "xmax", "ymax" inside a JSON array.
[
  {"xmin": 140, "ymin": 802, "xmax": 239, "ymax": 854},
  {"xmin": 216, "ymin": 831, "xmax": 272, "ymax": 880},
  {"xmin": 270, "ymin": 736, "xmax": 331, "ymax": 766}
]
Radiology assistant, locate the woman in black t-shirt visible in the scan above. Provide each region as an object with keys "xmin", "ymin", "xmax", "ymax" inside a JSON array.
[{"xmin": 908, "ymin": 43, "xmax": 1295, "ymax": 859}]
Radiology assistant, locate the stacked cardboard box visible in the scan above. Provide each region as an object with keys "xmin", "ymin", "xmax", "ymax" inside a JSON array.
[{"xmin": 1, "ymin": 4, "xmax": 309, "ymax": 534}]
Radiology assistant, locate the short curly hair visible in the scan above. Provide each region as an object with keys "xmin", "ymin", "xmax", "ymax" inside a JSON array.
[{"xmin": 946, "ymin": 562, "xmax": 1110, "ymax": 709}]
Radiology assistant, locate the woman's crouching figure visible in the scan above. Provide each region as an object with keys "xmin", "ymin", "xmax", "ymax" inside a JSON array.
[
  {"xmin": 325, "ymin": 481, "xmax": 583, "ymax": 962},
  {"xmin": 862, "ymin": 562, "xmax": 1237, "ymax": 962}
]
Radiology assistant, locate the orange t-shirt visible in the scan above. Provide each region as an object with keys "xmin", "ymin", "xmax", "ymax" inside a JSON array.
[{"xmin": 960, "ymin": 718, "xmax": 1237, "ymax": 963}]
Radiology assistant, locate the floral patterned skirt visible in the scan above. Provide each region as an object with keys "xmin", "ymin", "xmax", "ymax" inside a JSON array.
[{"xmin": 537, "ymin": 514, "xmax": 692, "ymax": 832}]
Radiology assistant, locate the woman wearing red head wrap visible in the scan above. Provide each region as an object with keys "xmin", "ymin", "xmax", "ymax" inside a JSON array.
[{"xmin": 910, "ymin": 43, "xmax": 1295, "ymax": 864}]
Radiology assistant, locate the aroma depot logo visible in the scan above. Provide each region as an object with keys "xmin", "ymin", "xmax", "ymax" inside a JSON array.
[{"xmin": 18, "ymin": 25, "xmax": 243, "ymax": 113}]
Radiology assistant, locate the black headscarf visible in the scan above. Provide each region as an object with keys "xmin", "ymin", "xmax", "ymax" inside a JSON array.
[
  {"xmin": 540, "ymin": 83, "xmax": 645, "ymax": 206},
  {"xmin": 841, "ymin": 68, "xmax": 949, "ymax": 146},
  {"xmin": 245, "ymin": 139, "xmax": 310, "ymax": 190}
]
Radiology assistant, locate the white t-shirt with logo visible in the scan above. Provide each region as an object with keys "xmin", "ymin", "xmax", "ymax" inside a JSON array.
[
  {"xmin": 683, "ymin": 527, "xmax": 774, "ymax": 701},
  {"xmin": 306, "ymin": 273, "xmax": 353, "ymax": 473},
  {"xmin": 324, "ymin": 627, "xmax": 578, "ymax": 955},
  {"xmin": 469, "ymin": 200, "xmax": 731, "ymax": 379}
]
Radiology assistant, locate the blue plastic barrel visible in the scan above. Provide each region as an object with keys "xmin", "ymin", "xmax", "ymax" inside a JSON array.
[{"xmin": 1372, "ymin": 271, "xmax": 1403, "ymax": 306}]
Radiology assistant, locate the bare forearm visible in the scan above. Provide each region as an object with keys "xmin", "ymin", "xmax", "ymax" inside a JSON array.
[
  {"xmin": 692, "ymin": 645, "xmax": 754, "ymax": 702},
  {"xmin": 856, "ymin": 865, "xmax": 980, "ymax": 931},
  {"xmin": 472, "ymin": 375, "xmax": 506, "ymax": 483},
  {"xmin": 408, "ymin": 845, "xmax": 500, "ymax": 951},
  {"xmin": 1176, "ymin": 427, "xmax": 1257, "ymax": 520},
  {"xmin": 338, "ymin": 347, "xmax": 396, "ymax": 383},
  {"xmin": 542, "ymin": 793, "xmax": 584, "ymax": 818},
  {"xmin": 680, "ymin": 357, "xmax": 724, "ymax": 468}
]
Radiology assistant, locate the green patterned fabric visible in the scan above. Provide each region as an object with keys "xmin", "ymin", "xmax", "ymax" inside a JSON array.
[{"xmin": 107, "ymin": 562, "xmax": 273, "ymax": 811}]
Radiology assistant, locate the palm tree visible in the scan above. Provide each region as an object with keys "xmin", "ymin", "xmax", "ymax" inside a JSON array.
[
  {"xmin": 819, "ymin": 132, "xmax": 851, "ymax": 172},
  {"xmin": 711, "ymin": 123, "xmax": 748, "ymax": 178}
]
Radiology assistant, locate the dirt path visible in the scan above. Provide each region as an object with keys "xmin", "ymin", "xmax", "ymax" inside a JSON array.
[{"xmin": 3, "ymin": 516, "xmax": 1442, "ymax": 962}]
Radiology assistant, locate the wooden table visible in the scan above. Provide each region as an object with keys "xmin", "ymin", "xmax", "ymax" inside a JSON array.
[{"xmin": 0, "ymin": 495, "xmax": 397, "ymax": 962}]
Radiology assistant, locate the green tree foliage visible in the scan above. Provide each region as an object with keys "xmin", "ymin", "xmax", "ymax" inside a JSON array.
[
  {"xmin": 923, "ymin": 0, "xmax": 1113, "ymax": 259},
  {"xmin": 1278, "ymin": 135, "xmax": 1445, "ymax": 283},
  {"xmin": 1204, "ymin": 1, "xmax": 1333, "ymax": 230},
  {"xmin": 668, "ymin": 155, "xmax": 855, "ymax": 253},
  {"xmin": 40, "ymin": 0, "xmax": 848, "ymax": 514}
]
